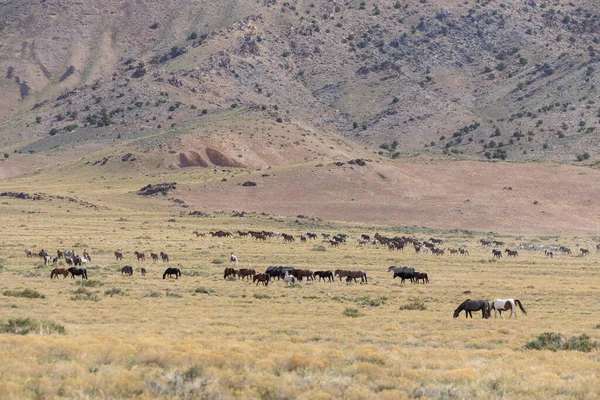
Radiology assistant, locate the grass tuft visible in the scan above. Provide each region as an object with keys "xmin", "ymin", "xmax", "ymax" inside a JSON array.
[
  {"xmin": 104, "ymin": 287, "xmax": 126, "ymax": 296},
  {"xmin": 311, "ymin": 245, "xmax": 327, "ymax": 252},
  {"xmin": 194, "ymin": 287, "xmax": 213, "ymax": 294},
  {"xmin": 70, "ymin": 288, "xmax": 100, "ymax": 302},
  {"xmin": 3, "ymin": 288, "xmax": 45, "ymax": 299},
  {"xmin": 253, "ymin": 293, "xmax": 271, "ymax": 299}
]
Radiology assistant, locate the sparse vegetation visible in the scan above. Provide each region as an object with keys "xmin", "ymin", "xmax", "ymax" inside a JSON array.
[
  {"xmin": 0, "ymin": 318, "xmax": 65, "ymax": 335},
  {"xmin": 2, "ymin": 288, "xmax": 45, "ymax": 299}
]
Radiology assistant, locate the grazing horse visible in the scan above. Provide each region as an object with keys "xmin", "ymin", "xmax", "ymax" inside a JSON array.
[
  {"xmin": 224, "ymin": 267, "xmax": 237, "ymax": 279},
  {"xmin": 490, "ymin": 299, "xmax": 527, "ymax": 319},
  {"xmin": 56, "ymin": 250, "xmax": 64, "ymax": 259},
  {"xmin": 134, "ymin": 251, "xmax": 145, "ymax": 261},
  {"xmin": 121, "ymin": 266, "xmax": 133, "ymax": 276},
  {"xmin": 160, "ymin": 252, "xmax": 169, "ymax": 262},
  {"xmin": 140, "ymin": 267, "xmax": 146, "ymax": 276},
  {"xmin": 151, "ymin": 253, "xmax": 159, "ymax": 262},
  {"xmin": 504, "ymin": 249, "xmax": 518, "ymax": 257},
  {"xmin": 414, "ymin": 272, "xmax": 429, "ymax": 284},
  {"xmin": 230, "ymin": 253, "xmax": 238, "ymax": 264},
  {"xmin": 314, "ymin": 270, "xmax": 334, "ymax": 282},
  {"xmin": 237, "ymin": 268, "xmax": 255, "ymax": 280},
  {"xmin": 492, "ymin": 249, "xmax": 503, "ymax": 258},
  {"xmin": 284, "ymin": 272, "xmax": 297, "ymax": 286},
  {"xmin": 253, "ymin": 273, "xmax": 270, "ymax": 286},
  {"xmin": 453, "ymin": 299, "xmax": 490, "ymax": 319},
  {"xmin": 50, "ymin": 268, "xmax": 69, "ymax": 279},
  {"xmin": 345, "ymin": 270, "xmax": 368, "ymax": 284},
  {"xmin": 163, "ymin": 267, "xmax": 181, "ymax": 279},
  {"xmin": 115, "ymin": 251, "xmax": 124, "ymax": 261},
  {"xmin": 68, "ymin": 267, "xmax": 88, "ymax": 280}
]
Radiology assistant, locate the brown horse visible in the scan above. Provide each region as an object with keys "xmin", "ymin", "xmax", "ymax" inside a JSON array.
[
  {"xmin": 292, "ymin": 269, "xmax": 314, "ymax": 281},
  {"xmin": 192, "ymin": 231, "xmax": 206, "ymax": 238},
  {"xmin": 140, "ymin": 267, "xmax": 146, "ymax": 276},
  {"xmin": 224, "ymin": 267, "xmax": 237, "ymax": 279},
  {"xmin": 134, "ymin": 251, "xmax": 145, "ymax": 261},
  {"xmin": 414, "ymin": 272, "xmax": 429, "ymax": 284},
  {"xmin": 160, "ymin": 252, "xmax": 169, "ymax": 262},
  {"xmin": 253, "ymin": 273, "xmax": 270, "ymax": 286},
  {"xmin": 56, "ymin": 250, "xmax": 64, "ymax": 259},
  {"xmin": 344, "ymin": 270, "xmax": 368, "ymax": 284},
  {"xmin": 237, "ymin": 268, "xmax": 255, "ymax": 280},
  {"xmin": 334, "ymin": 269, "xmax": 350, "ymax": 281},
  {"xmin": 115, "ymin": 251, "xmax": 123, "ymax": 261},
  {"xmin": 504, "ymin": 249, "xmax": 518, "ymax": 257},
  {"xmin": 50, "ymin": 268, "xmax": 69, "ymax": 279},
  {"xmin": 151, "ymin": 253, "xmax": 159, "ymax": 262}
]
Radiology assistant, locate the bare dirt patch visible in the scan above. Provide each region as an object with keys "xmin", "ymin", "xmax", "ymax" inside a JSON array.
[
  {"xmin": 179, "ymin": 151, "xmax": 208, "ymax": 168},
  {"xmin": 205, "ymin": 147, "xmax": 245, "ymax": 168}
]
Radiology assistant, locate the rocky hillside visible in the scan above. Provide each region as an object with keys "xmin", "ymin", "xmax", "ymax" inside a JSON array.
[{"xmin": 1, "ymin": 0, "xmax": 599, "ymax": 174}]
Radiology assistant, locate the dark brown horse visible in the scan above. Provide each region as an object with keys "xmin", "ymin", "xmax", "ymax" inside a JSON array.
[
  {"xmin": 504, "ymin": 249, "xmax": 518, "ymax": 257},
  {"xmin": 121, "ymin": 266, "xmax": 133, "ymax": 276},
  {"xmin": 160, "ymin": 252, "xmax": 169, "ymax": 262},
  {"xmin": 292, "ymin": 269, "xmax": 314, "ymax": 281},
  {"xmin": 50, "ymin": 268, "xmax": 69, "ymax": 279},
  {"xmin": 151, "ymin": 253, "xmax": 159, "ymax": 262},
  {"xmin": 114, "ymin": 251, "xmax": 123, "ymax": 261},
  {"xmin": 453, "ymin": 299, "xmax": 490, "ymax": 319},
  {"xmin": 334, "ymin": 269, "xmax": 350, "ymax": 281},
  {"xmin": 414, "ymin": 272, "xmax": 429, "ymax": 284},
  {"xmin": 237, "ymin": 268, "xmax": 255, "ymax": 280},
  {"xmin": 134, "ymin": 251, "xmax": 145, "ymax": 261},
  {"xmin": 253, "ymin": 273, "xmax": 270, "ymax": 286},
  {"xmin": 224, "ymin": 267, "xmax": 237, "ymax": 279},
  {"xmin": 140, "ymin": 267, "xmax": 146, "ymax": 276}
]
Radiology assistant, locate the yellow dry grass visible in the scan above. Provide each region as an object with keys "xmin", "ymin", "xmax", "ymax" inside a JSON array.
[{"xmin": 0, "ymin": 176, "xmax": 599, "ymax": 399}]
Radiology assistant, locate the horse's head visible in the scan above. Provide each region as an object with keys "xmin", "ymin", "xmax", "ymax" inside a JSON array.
[
  {"xmin": 453, "ymin": 308, "xmax": 461, "ymax": 318},
  {"xmin": 387, "ymin": 266, "xmax": 395, "ymax": 272}
]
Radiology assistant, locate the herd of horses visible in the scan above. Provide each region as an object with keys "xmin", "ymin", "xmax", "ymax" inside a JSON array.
[{"xmin": 24, "ymin": 232, "xmax": 598, "ymax": 321}]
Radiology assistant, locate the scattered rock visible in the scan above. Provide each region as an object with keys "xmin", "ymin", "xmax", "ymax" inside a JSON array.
[{"xmin": 137, "ymin": 183, "xmax": 177, "ymax": 196}]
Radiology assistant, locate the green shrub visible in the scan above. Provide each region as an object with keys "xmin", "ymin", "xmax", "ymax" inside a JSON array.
[
  {"xmin": 2, "ymin": 288, "xmax": 45, "ymax": 299},
  {"xmin": 211, "ymin": 258, "xmax": 225, "ymax": 265},
  {"xmin": 76, "ymin": 280, "xmax": 103, "ymax": 287},
  {"xmin": 194, "ymin": 287, "xmax": 213, "ymax": 294},
  {"xmin": 399, "ymin": 299, "xmax": 427, "ymax": 311},
  {"xmin": 253, "ymin": 293, "xmax": 271, "ymax": 299},
  {"xmin": 70, "ymin": 288, "xmax": 100, "ymax": 302},
  {"xmin": 0, "ymin": 318, "xmax": 65, "ymax": 335},
  {"xmin": 144, "ymin": 291, "xmax": 162, "ymax": 298},
  {"xmin": 525, "ymin": 332, "xmax": 598, "ymax": 352},
  {"xmin": 104, "ymin": 288, "xmax": 126, "ymax": 297},
  {"xmin": 311, "ymin": 245, "xmax": 326, "ymax": 252},
  {"xmin": 343, "ymin": 308, "xmax": 361, "ymax": 317}
]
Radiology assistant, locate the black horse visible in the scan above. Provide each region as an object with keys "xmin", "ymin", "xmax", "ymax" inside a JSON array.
[
  {"xmin": 67, "ymin": 267, "xmax": 88, "ymax": 280},
  {"xmin": 265, "ymin": 266, "xmax": 294, "ymax": 280},
  {"xmin": 492, "ymin": 249, "xmax": 502, "ymax": 259},
  {"xmin": 314, "ymin": 270, "xmax": 334, "ymax": 282},
  {"xmin": 121, "ymin": 266, "xmax": 133, "ymax": 276},
  {"xmin": 393, "ymin": 271, "xmax": 416, "ymax": 283},
  {"xmin": 163, "ymin": 267, "xmax": 181, "ymax": 279},
  {"xmin": 453, "ymin": 299, "xmax": 490, "ymax": 319}
]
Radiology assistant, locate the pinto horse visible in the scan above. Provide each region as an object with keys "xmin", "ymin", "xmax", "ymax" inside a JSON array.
[
  {"xmin": 163, "ymin": 267, "xmax": 181, "ymax": 279},
  {"xmin": 453, "ymin": 299, "xmax": 490, "ymax": 319},
  {"xmin": 68, "ymin": 267, "xmax": 88, "ymax": 280},
  {"xmin": 50, "ymin": 268, "xmax": 69, "ymax": 279},
  {"xmin": 490, "ymin": 299, "xmax": 527, "ymax": 319}
]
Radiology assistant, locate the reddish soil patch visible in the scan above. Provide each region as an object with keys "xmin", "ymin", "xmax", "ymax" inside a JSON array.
[
  {"xmin": 179, "ymin": 161, "xmax": 600, "ymax": 234},
  {"xmin": 205, "ymin": 148, "xmax": 245, "ymax": 168},
  {"xmin": 179, "ymin": 151, "xmax": 208, "ymax": 168}
]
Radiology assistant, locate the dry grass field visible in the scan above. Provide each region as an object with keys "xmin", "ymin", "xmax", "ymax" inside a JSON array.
[{"xmin": 1, "ymin": 172, "xmax": 599, "ymax": 399}]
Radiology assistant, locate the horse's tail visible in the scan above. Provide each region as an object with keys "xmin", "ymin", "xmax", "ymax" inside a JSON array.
[
  {"xmin": 177, "ymin": 269, "xmax": 181, "ymax": 277},
  {"xmin": 515, "ymin": 299, "xmax": 527, "ymax": 315},
  {"xmin": 364, "ymin": 272, "xmax": 368, "ymax": 283}
]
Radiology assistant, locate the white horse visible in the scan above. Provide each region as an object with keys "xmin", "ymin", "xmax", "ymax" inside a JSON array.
[
  {"xmin": 284, "ymin": 272, "xmax": 297, "ymax": 287},
  {"xmin": 230, "ymin": 253, "xmax": 238, "ymax": 264},
  {"xmin": 490, "ymin": 299, "xmax": 527, "ymax": 319}
]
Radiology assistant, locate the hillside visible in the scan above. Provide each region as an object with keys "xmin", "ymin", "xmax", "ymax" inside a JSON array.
[{"xmin": 0, "ymin": 0, "xmax": 599, "ymax": 170}]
